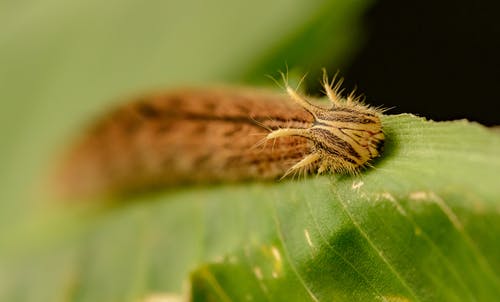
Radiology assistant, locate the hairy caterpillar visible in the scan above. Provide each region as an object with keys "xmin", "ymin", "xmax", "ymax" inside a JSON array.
[{"xmin": 54, "ymin": 71, "xmax": 384, "ymax": 198}]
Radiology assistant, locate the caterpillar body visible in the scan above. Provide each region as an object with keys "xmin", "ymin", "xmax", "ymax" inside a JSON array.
[{"xmin": 55, "ymin": 71, "xmax": 384, "ymax": 198}]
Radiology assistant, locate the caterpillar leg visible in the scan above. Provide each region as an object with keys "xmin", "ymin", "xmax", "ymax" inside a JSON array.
[
  {"xmin": 317, "ymin": 160, "xmax": 329, "ymax": 174},
  {"xmin": 282, "ymin": 152, "xmax": 321, "ymax": 179},
  {"xmin": 266, "ymin": 128, "xmax": 311, "ymax": 140}
]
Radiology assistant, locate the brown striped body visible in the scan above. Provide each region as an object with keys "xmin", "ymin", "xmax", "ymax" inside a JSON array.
[
  {"xmin": 56, "ymin": 88, "xmax": 314, "ymax": 197},
  {"xmin": 55, "ymin": 73, "xmax": 384, "ymax": 198}
]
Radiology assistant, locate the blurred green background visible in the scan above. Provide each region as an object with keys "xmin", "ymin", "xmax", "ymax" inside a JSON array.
[
  {"xmin": 2, "ymin": 0, "xmax": 499, "ymax": 221},
  {"xmin": 1, "ymin": 0, "xmax": 499, "ymax": 300},
  {"xmin": 0, "ymin": 0, "xmax": 371, "ymax": 222}
]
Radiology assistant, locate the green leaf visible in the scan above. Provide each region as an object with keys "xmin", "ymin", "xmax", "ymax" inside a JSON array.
[
  {"xmin": 1, "ymin": 0, "xmax": 499, "ymax": 301},
  {"xmin": 188, "ymin": 115, "xmax": 500, "ymax": 301},
  {"xmin": 1, "ymin": 115, "xmax": 499, "ymax": 301}
]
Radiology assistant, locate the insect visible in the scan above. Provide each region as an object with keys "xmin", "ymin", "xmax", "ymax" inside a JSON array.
[{"xmin": 53, "ymin": 70, "xmax": 384, "ymax": 198}]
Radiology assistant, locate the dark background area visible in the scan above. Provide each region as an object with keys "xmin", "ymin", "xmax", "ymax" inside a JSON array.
[{"xmin": 342, "ymin": 0, "xmax": 500, "ymax": 126}]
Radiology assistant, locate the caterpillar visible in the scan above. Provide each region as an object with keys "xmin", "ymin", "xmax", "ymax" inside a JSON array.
[{"xmin": 54, "ymin": 70, "xmax": 384, "ymax": 198}]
